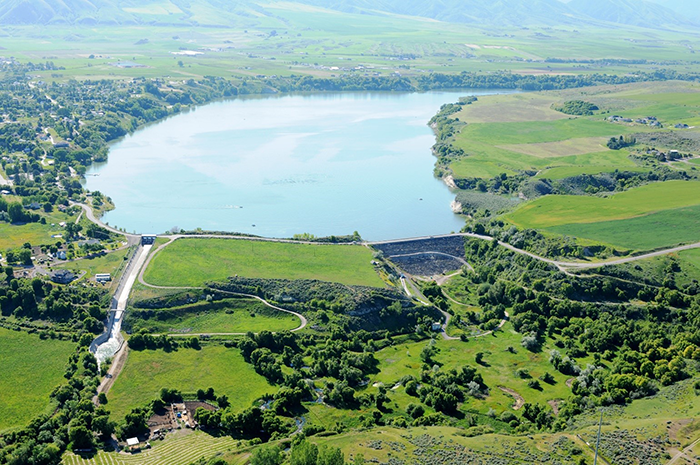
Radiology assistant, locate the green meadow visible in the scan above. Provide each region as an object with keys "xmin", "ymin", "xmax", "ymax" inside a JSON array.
[
  {"xmin": 0, "ymin": 329, "xmax": 75, "ymax": 432},
  {"xmin": 547, "ymin": 204, "xmax": 700, "ymax": 251},
  {"xmin": 107, "ymin": 345, "xmax": 273, "ymax": 420},
  {"xmin": 143, "ymin": 238, "xmax": 384, "ymax": 288},
  {"xmin": 506, "ymin": 180, "xmax": 700, "ymax": 229},
  {"xmin": 371, "ymin": 326, "xmax": 577, "ymax": 416}
]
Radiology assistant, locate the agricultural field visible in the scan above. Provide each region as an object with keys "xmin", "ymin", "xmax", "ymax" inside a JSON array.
[
  {"xmin": 450, "ymin": 81, "xmax": 700, "ymax": 179},
  {"xmin": 4, "ymin": 6, "xmax": 700, "ymax": 86},
  {"xmin": 0, "ymin": 328, "xmax": 75, "ymax": 432},
  {"xmin": 62, "ymin": 429, "xmax": 244, "ymax": 465},
  {"xmin": 107, "ymin": 345, "xmax": 273, "ymax": 420},
  {"xmin": 143, "ymin": 238, "xmax": 384, "ymax": 288},
  {"xmin": 505, "ymin": 181, "xmax": 700, "ymax": 250},
  {"xmin": 125, "ymin": 298, "xmax": 301, "ymax": 334}
]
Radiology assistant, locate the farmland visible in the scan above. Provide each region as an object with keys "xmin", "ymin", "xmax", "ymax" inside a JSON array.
[
  {"xmin": 0, "ymin": 328, "xmax": 75, "ymax": 432},
  {"xmin": 143, "ymin": 238, "xmax": 384, "ymax": 288},
  {"xmin": 507, "ymin": 180, "xmax": 700, "ymax": 228},
  {"xmin": 107, "ymin": 345, "xmax": 273, "ymax": 420},
  {"xmin": 62, "ymin": 430, "xmax": 243, "ymax": 465}
]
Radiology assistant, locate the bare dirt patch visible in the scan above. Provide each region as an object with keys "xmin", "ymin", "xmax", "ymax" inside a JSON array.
[{"xmin": 548, "ymin": 399, "xmax": 561, "ymax": 416}]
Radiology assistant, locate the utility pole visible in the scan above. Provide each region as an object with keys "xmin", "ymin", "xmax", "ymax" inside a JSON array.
[{"xmin": 593, "ymin": 409, "xmax": 603, "ymax": 465}]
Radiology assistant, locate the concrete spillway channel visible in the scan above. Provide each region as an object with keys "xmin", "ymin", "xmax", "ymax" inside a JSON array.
[{"xmin": 91, "ymin": 244, "xmax": 153, "ymax": 366}]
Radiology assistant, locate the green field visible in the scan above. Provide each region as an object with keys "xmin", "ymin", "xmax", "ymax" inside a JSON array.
[
  {"xmin": 143, "ymin": 238, "xmax": 384, "ymax": 288},
  {"xmin": 449, "ymin": 82, "xmax": 700, "ymax": 181},
  {"xmin": 506, "ymin": 180, "xmax": 700, "ymax": 229},
  {"xmin": 108, "ymin": 345, "xmax": 273, "ymax": 420},
  {"xmin": 126, "ymin": 299, "xmax": 300, "ymax": 334},
  {"xmin": 0, "ymin": 329, "xmax": 75, "ymax": 432},
  {"xmin": 547, "ymin": 203, "xmax": 700, "ymax": 251}
]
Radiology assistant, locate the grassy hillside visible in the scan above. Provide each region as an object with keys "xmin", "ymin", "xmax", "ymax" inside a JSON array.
[
  {"xmin": 0, "ymin": 329, "xmax": 75, "ymax": 432},
  {"xmin": 143, "ymin": 238, "xmax": 384, "ymax": 288}
]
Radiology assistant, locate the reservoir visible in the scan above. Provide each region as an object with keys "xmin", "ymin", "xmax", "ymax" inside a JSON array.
[{"xmin": 85, "ymin": 91, "xmax": 499, "ymax": 240}]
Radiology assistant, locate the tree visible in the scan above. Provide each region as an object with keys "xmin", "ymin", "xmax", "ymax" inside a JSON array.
[
  {"xmin": 7, "ymin": 202, "xmax": 24, "ymax": 223},
  {"xmin": 250, "ymin": 445, "xmax": 283, "ymax": 465},
  {"xmin": 18, "ymin": 249, "xmax": 32, "ymax": 266},
  {"xmin": 69, "ymin": 425, "xmax": 94, "ymax": 451},
  {"xmin": 318, "ymin": 446, "xmax": 345, "ymax": 465},
  {"xmin": 290, "ymin": 439, "xmax": 318, "ymax": 465}
]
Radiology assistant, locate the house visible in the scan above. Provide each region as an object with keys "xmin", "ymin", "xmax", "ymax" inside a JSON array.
[
  {"xmin": 53, "ymin": 141, "xmax": 69, "ymax": 148},
  {"xmin": 51, "ymin": 270, "xmax": 75, "ymax": 284},
  {"xmin": 431, "ymin": 322, "xmax": 443, "ymax": 332},
  {"xmin": 57, "ymin": 251, "xmax": 67, "ymax": 260},
  {"xmin": 25, "ymin": 202, "xmax": 41, "ymax": 210}
]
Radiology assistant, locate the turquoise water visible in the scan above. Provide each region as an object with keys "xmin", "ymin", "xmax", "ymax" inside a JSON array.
[{"xmin": 85, "ymin": 91, "xmax": 500, "ymax": 240}]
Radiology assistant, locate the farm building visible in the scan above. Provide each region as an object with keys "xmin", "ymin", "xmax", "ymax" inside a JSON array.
[{"xmin": 95, "ymin": 273, "xmax": 111, "ymax": 283}]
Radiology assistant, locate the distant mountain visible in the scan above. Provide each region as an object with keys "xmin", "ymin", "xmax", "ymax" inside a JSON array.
[
  {"xmin": 566, "ymin": 0, "xmax": 696, "ymax": 29},
  {"xmin": 0, "ymin": 0, "xmax": 133, "ymax": 25},
  {"xmin": 645, "ymin": 0, "xmax": 700, "ymax": 20},
  {"xmin": 302, "ymin": 0, "xmax": 583, "ymax": 27},
  {"xmin": 0, "ymin": 0, "xmax": 696, "ymax": 30}
]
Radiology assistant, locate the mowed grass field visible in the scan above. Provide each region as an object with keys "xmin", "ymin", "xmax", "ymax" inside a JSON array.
[
  {"xmin": 0, "ymin": 329, "xmax": 75, "ymax": 432},
  {"xmin": 143, "ymin": 238, "xmax": 383, "ymax": 288},
  {"xmin": 107, "ymin": 345, "xmax": 273, "ymax": 420}
]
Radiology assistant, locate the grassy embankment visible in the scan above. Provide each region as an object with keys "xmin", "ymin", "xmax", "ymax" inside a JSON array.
[
  {"xmin": 0, "ymin": 328, "xmax": 75, "ymax": 432},
  {"xmin": 143, "ymin": 238, "xmax": 384, "ymax": 288},
  {"xmin": 126, "ymin": 298, "xmax": 300, "ymax": 334},
  {"xmin": 107, "ymin": 345, "xmax": 273, "ymax": 421}
]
